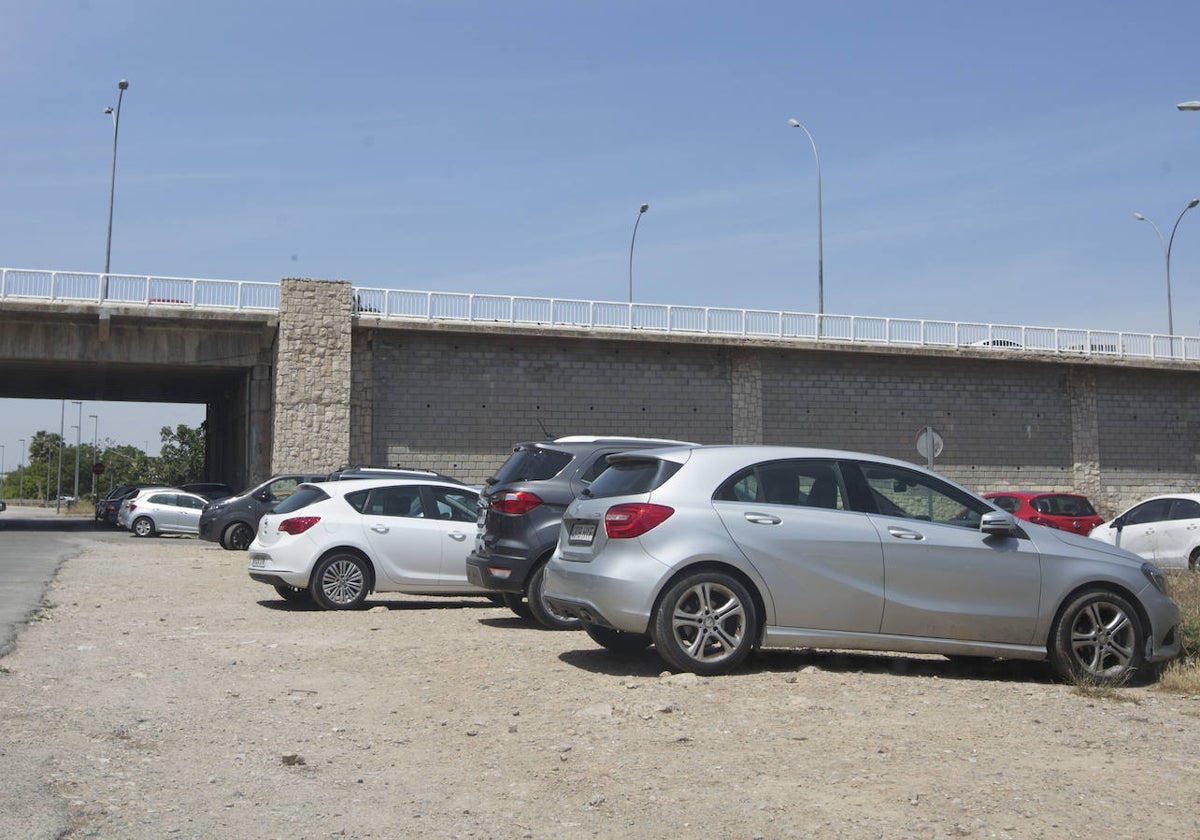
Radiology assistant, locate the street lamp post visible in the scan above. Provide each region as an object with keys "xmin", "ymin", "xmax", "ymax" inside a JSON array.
[
  {"xmin": 18, "ymin": 439, "xmax": 25, "ymax": 502},
  {"xmin": 1133, "ymin": 198, "xmax": 1200, "ymax": 335},
  {"xmin": 628, "ymin": 203, "xmax": 649, "ymax": 304},
  {"xmin": 787, "ymin": 118, "xmax": 825, "ymax": 321},
  {"xmin": 72, "ymin": 401, "xmax": 83, "ymax": 501},
  {"xmin": 1178, "ymin": 101, "xmax": 1200, "ymax": 111},
  {"xmin": 56, "ymin": 400, "xmax": 65, "ymax": 512},
  {"xmin": 89, "ymin": 414, "xmax": 99, "ymax": 498},
  {"xmin": 103, "ymin": 79, "xmax": 129, "ymax": 300}
]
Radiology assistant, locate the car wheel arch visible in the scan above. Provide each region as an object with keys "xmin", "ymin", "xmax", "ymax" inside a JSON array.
[
  {"xmin": 650, "ymin": 560, "xmax": 770, "ymax": 644},
  {"xmin": 1045, "ymin": 580, "xmax": 1150, "ymax": 654},
  {"xmin": 315, "ymin": 545, "xmax": 376, "ymax": 594}
]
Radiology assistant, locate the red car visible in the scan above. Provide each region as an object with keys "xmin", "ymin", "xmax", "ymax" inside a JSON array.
[{"xmin": 982, "ymin": 491, "xmax": 1104, "ymax": 535}]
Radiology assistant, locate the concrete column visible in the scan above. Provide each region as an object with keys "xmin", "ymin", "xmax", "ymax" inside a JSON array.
[
  {"xmin": 731, "ymin": 349, "xmax": 764, "ymax": 445},
  {"xmin": 272, "ymin": 278, "xmax": 354, "ymax": 472},
  {"xmin": 1067, "ymin": 367, "xmax": 1101, "ymax": 503}
]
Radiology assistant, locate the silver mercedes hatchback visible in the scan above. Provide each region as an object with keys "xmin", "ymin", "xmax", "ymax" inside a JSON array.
[{"xmin": 543, "ymin": 445, "xmax": 1181, "ymax": 682}]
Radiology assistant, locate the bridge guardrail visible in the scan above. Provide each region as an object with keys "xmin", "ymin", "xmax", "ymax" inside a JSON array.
[{"xmin": 5, "ymin": 267, "xmax": 1198, "ymax": 361}]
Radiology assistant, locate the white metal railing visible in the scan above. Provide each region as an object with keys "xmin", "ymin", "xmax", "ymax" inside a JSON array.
[
  {"xmin": 0, "ymin": 267, "xmax": 278, "ymax": 310},
  {"xmin": 4, "ymin": 267, "xmax": 1199, "ymax": 362}
]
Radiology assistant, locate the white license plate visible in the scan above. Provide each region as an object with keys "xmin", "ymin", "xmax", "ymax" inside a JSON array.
[
  {"xmin": 568, "ymin": 522, "xmax": 596, "ymax": 545},
  {"xmin": 249, "ymin": 556, "xmax": 267, "ymax": 569}
]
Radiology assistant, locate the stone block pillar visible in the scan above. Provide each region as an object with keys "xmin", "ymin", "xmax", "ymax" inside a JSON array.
[{"xmin": 272, "ymin": 278, "xmax": 353, "ymax": 472}]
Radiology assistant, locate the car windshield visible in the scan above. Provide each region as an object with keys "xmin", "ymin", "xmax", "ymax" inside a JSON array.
[
  {"xmin": 273, "ymin": 486, "xmax": 330, "ymax": 514},
  {"xmin": 491, "ymin": 447, "xmax": 573, "ymax": 483},
  {"xmin": 1033, "ymin": 495, "xmax": 1097, "ymax": 517}
]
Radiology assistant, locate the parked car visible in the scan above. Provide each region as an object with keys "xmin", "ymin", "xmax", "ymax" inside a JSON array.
[
  {"xmin": 0, "ymin": 500, "xmax": 6, "ymax": 513},
  {"xmin": 96, "ymin": 483, "xmax": 171, "ymax": 525},
  {"xmin": 326, "ymin": 465, "xmax": 465, "ymax": 484},
  {"xmin": 177, "ymin": 482, "xmax": 235, "ymax": 501},
  {"xmin": 982, "ymin": 491, "xmax": 1104, "ymax": 535},
  {"xmin": 246, "ymin": 477, "xmax": 484, "ymax": 609},
  {"xmin": 542, "ymin": 445, "xmax": 1180, "ymax": 683},
  {"xmin": 199, "ymin": 473, "xmax": 328, "ymax": 551},
  {"xmin": 117, "ymin": 488, "xmax": 210, "ymax": 537},
  {"xmin": 465, "ymin": 435, "xmax": 694, "ymax": 629},
  {"xmin": 1090, "ymin": 493, "xmax": 1200, "ymax": 570}
]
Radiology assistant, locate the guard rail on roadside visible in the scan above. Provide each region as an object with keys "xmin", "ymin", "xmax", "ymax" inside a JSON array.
[{"xmin": 4, "ymin": 267, "xmax": 1198, "ymax": 361}]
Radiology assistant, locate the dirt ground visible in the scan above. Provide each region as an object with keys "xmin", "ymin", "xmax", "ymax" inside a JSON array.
[{"xmin": 1, "ymin": 535, "xmax": 1199, "ymax": 840}]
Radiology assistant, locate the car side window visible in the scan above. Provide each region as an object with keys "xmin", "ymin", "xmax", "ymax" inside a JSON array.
[
  {"xmin": 368, "ymin": 486, "xmax": 424, "ymax": 518},
  {"xmin": 1169, "ymin": 499, "xmax": 1200, "ymax": 521},
  {"xmin": 1126, "ymin": 499, "xmax": 1171, "ymax": 525},
  {"xmin": 180, "ymin": 495, "xmax": 206, "ymax": 509},
  {"xmin": 429, "ymin": 488, "xmax": 479, "ymax": 522},
  {"xmin": 148, "ymin": 493, "xmax": 176, "ymax": 506},
  {"xmin": 579, "ymin": 452, "xmax": 618, "ymax": 484},
  {"xmin": 714, "ymin": 460, "xmax": 845, "ymax": 510},
  {"xmin": 267, "ymin": 478, "xmax": 301, "ymax": 502},
  {"xmin": 848, "ymin": 462, "xmax": 988, "ymax": 529}
]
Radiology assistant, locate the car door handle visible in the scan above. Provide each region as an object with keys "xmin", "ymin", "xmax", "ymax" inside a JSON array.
[
  {"xmin": 371, "ymin": 524, "xmax": 389, "ymax": 534},
  {"xmin": 448, "ymin": 531, "xmax": 467, "ymax": 541},
  {"xmin": 888, "ymin": 526, "xmax": 924, "ymax": 541},
  {"xmin": 744, "ymin": 512, "xmax": 781, "ymax": 525}
]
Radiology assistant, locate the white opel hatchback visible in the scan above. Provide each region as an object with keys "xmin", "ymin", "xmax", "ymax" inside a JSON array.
[{"xmin": 247, "ymin": 478, "xmax": 487, "ymax": 609}]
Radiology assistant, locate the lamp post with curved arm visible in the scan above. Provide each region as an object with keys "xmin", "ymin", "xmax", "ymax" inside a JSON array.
[
  {"xmin": 102, "ymin": 79, "xmax": 129, "ymax": 300},
  {"xmin": 628, "ymin": 203, "xmax": 648, "ymax": 304},
  {"xmin": 1178, "ymin": 101, "xmax": 1200, "ymax": 111},
  {"xmin": 1133, "ymin": 198, "xmax": 1200, "ymax": 335},
  {"xmin": 787, "ymin": 118, "xmax": 824, "ymax": 320}
]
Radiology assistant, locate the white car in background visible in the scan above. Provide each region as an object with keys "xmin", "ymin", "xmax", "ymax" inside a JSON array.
[
  {"xmin": 117, "ymin": 488, "xmax": 210, "ymax": 537},
  {"xmin": 1090, "ymin": 494, "xmax": 1200, "ymax": 571},
  {"xmin": 247, "ymin": 478, "xmax": 487, "ymax": 609}
]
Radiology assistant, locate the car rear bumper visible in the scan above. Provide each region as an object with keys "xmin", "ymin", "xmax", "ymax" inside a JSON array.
[{"xmin": 465, "ymin": 551, "xmax": 537, "ymax": 594}]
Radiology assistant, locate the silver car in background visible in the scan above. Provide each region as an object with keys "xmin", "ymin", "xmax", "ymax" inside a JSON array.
[
  {"xmin": 543, "ymin": 445, "xmax": 1180, "ymax": 682},
  {"xmin": 118, "ymin": 488, "xmax": 210, "ymax": 538}
]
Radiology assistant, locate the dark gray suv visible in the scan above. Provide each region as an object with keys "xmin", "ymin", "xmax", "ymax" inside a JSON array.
[{"xmin": 465, "ymin": 436, "xmax": 692, "ymax": 629}]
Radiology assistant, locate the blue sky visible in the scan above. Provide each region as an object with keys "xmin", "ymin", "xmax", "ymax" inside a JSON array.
[{"xmin": 2, "ymin": 1, "xmax": 1199, "ymax": 473}]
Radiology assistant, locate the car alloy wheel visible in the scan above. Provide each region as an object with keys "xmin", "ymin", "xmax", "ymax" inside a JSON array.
[
  {"xmin": 1050, "ymin": 589, "xmax": 1144, "ymax": 684},
  {"xmin": 651, "ymin": 570, "xmax": 757, "ymax": 675},
  {"xmin": 223, "ymin": 522, "xmax": 254, "ymax": 551},
  {"xmin": 311, "ymin": 552, "xmax": 369, "ymax": 610},
  {"xmin": 132, "ymin": 517, "xmax": 155, "ymax": 538}
]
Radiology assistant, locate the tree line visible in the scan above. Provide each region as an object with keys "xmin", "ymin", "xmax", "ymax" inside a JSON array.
[{"xmin": 0, "ymin": 424, "xmax": 205, "ymax": 502}]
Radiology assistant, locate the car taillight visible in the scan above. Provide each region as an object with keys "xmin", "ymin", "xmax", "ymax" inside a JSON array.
[
  {"xmin": 490, "ymin": 491, "xmax": 543, "ymax": 515},
  {"xmin": 127, "ymin": 503, "xmax": 137, "ymax": 512},
  {"xmin": 604, "ymin": 503, "xmax": 674, "ymax": 539},
  {"xmin": 278, "ymin": 516, "xmax": 320, "ymax": 535}
]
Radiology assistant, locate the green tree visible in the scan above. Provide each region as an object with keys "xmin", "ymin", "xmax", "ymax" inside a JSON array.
[
  {"xmin": 27, "ymin": 431, "xmax": 63, "ymax": 465},
  {"xmin": 157, "ymin": 424, "xmax": 206, "ymax": 485}
]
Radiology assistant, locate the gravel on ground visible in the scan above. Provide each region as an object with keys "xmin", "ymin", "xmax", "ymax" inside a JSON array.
[{"xmin": 1, "ymin": 536, "xmax": 1198, "ymax": 839}]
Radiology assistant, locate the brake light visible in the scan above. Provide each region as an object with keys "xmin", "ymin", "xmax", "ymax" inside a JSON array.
[
  {"xmin": 278, "ymin": 516, "xmax": 320, "ymax": 535},
  {"xmin": 604, "ymin": 503, "xmax": 674, "ymax": 539},
  {"xmin": 490, "ymin": 491, "xmax": 543, "ymax": 515},
  {"xmin": 127, "ymin": 503, "xmax": 137, "ymax": 512}
]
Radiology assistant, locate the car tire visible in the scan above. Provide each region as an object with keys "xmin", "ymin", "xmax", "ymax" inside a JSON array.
[
  {"xmin": 1189, "ymin": 548, "xmax": 1200, "ymax": 572},
  {"xmin": 584, "ymin": 624, "xmax": 652, "ymax": 655},
  {"xmin": 221, "ymin": 521, "xmax": 255, "ymax": 551},
  {"xmin": 132, "ymin": 516, "xmax": 155, "ymax": 538},
  {"xmin": 310, "ymin": 552, "xmax": 370, "ymax": 610},
  {"xmin": 274, "ymin": 584, "xmax": 311, "ymax": 604},
  {"xmin": 651, "ymin": 569, "xmax": 757, "ymax": 675},
  {"xmin": 501, "ymin": 592, "xmax": 533, "ymax": 620},
  {"xmin": 526, "ymin": 562, "xmax": 582, "ymax": 631},
  {"xmin": 1049, "ymin": 589, "xmax": 1145, "ymax": 684}
]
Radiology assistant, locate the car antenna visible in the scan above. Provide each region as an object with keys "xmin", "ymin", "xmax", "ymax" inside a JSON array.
[{"xmin": 537, "ymin": 418, "xmax": 555, "ymax": 440}]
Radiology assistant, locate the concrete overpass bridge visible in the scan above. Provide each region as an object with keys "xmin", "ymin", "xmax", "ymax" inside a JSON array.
[{"xmin": 3, "ymin": 267, "xmax": 1199, "ymax": 517}]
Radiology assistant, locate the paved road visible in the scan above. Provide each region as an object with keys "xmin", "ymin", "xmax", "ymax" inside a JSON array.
[{"xmin": 0, "ymin": 506, "xmax": 127, "ymax": 657}]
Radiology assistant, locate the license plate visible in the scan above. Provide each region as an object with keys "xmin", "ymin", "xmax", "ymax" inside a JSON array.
[
  {"xmin": 249, "ymin": 556, "xmax": 267, "ymax": 569},
  {"xmin": 568, "ymin": 522, "xmax": 596, "ymax": 545}
]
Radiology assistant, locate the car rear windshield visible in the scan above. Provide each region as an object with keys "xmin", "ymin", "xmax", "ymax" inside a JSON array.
[
  {"xmin": 491, "ymin": 446, "xmax": 573, "ymax": 483},
  {"xmin": 273, "ymin": 486, "xmax": 330, "ymax": 514},
  {"xmin": 1033, "ymin": 495, "xmax": 1097, "ymax": 516},
  {"xmin": 585, "ymin": 458, "xmax": 681, "ymax": 498}
]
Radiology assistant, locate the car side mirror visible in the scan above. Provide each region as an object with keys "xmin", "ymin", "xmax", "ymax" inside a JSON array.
[
  {"xmin": 254, "ymin": 489, "xmax": 272, "ymax": 503},
  {"xmin": 980, "ymin": 510, "xmax": 1018, "ymax": 536}
]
